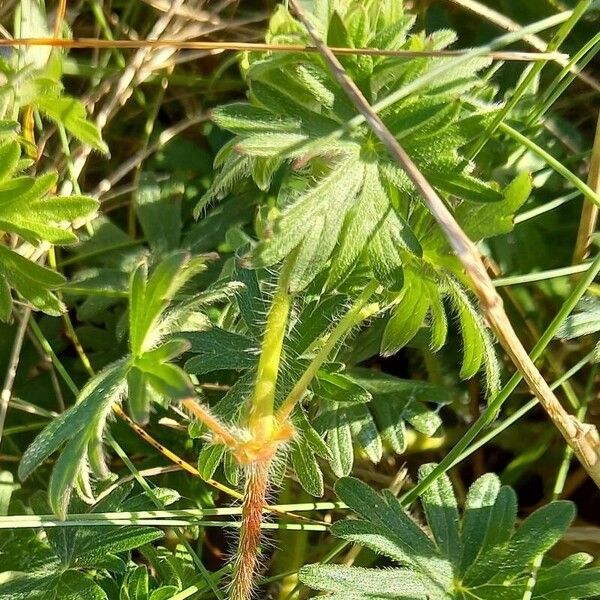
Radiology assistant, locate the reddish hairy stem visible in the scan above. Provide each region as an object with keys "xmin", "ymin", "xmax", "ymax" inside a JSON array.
[{"xmin": 231, "ymin": 460, "xmax": 272, "ymax": 600}]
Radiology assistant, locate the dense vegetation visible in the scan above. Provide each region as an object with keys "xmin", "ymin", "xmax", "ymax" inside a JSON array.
[{"xmin": 1, "ymin": 1, "xmax": 600, "ymax": 599}]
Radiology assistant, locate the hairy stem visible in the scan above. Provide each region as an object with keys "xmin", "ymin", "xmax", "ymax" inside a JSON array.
[
  {"xmin": 247, "ymin": 257, "xmax": 295, "ymax": 443},
  {"xmin": 181, "ymin": 397, "xmax": 239, "ymax": 449},
  {"xmin": 231, "ymin": 460, "xmax": 272, "ymax": 600},
  {"xmin": 276, "ymin": 280, "xmax": 380, "ymax": 423}
]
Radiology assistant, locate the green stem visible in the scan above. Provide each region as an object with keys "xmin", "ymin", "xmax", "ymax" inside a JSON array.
[
  {"xmin": 277, "ymin": 280, "xmax": 380, "ymax": 423},
  {"xmin": 453, "ymin": 349, "xmax": 594, "ymax": 465},
  {"xmin": 247, "ymin": 256, "xmax": 296, "ymax": 441},
  {"xmin": 493, "ymin": 262, "xmax": 591, "ymax": 286},
  {"xmin": 552, "ymin": 363, "xmax": 597, "ymax": 500},
  {"xmin": 498, "ymin": 121, "xmax": 600, "ymax": 207},
  {"xmin": 514, "ymin": 191, "xmax": 578, "ymax": 224},
  {"xmin": 532, "ymin": 31, "xmax": 600, "ymax": 123},
  {"xmin": 467, "ymin": 0, "xmax": 592, "ymax": 159}
]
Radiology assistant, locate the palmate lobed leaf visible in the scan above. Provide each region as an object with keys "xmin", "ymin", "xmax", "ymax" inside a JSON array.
[
  {"xmin": 301, "ymin": 467, "xmax": 600, "ymax": 599},
  {"xmin": 202, "ymin": 4, "xmax": 508, "ymax": 296},
  {"xmin": 202, "ymin": 0, "xmax": 531, "ymax": 392},
  {"xmin": 313, "ymin": 368, "xmax": 450, "ymax": 477},
  {"xmin": 0, "ymin": 138, "xmax": 98, "ymax": 319}
]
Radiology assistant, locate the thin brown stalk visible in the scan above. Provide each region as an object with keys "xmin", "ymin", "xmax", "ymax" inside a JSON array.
[
  {"xmin": 446, "ymin": 0, "xmax": 600, "ymax": 92},
  {"xmin": 288, "ymin": 0, "xmax": 600, "ymax": 487},
  {"xmin": 0, "ymin": 308, "xmax": 31, "ymax": 445},
  {"xmin": 573, "ymin": 112, "xmax": 600, "ymax": 263},
  {"xmin": 0, "ymin": 37, "xmax": 567, "ymax": 62},
  {"xmin": 58, "ymin": 0, "xmax": 186, "ymax": 196},
  {"xmin": 231, "ymin": 461, "xmax": 272, "ymax": 600},
  {"xmin": 53, "ymin": 0, "xmax": 67, "ymax": 39}
]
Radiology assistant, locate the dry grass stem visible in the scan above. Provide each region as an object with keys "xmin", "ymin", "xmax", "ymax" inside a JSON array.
[
  {"xmin": 0, "ymin": 37, "xmax": 568, "ymax": 62},
  {"xmin": 573, "ymin": 112, "xmax": 600, "ymax": 263}
]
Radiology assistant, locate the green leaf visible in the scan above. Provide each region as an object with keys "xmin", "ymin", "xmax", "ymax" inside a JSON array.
[
  {"xmin": 17, "ymin": 0, "xmax": 52, "ymax": 69},
  {"xmin": 418, "ymin": 464, "xmax": 461, "ymax": 569},
  {"xmin": 534, "ymin": 556, "xmax": 600, "ymax": 600},
  {"xmin": 141, "ymin": 339, "xmax": 191, "ymax": 363},
  {"xmin": 197, "ymin": 443, "xmax": 227, "ymax": 481},
  {"xmin": 331, "ymin": 478, "xmax": 444, "ymax": 578},
  {"xmin": 313, "ymin": 371, "xmax": 372, "ymax": 404},
  {"xmin": 255, "ymin": 155, "xmax": 365, "ymax": 291},
  {"xmin": 127, "ymin": 367, "xmax": 149, "ymax": 425},
  {"xmin": 465, "ymin": 500, "xmax": 575, "ymax": 588},
  {"xmin": 211, "ymin": 103, "xmax": 301, "ymax": 134},
  {"xmin": 232, "ymin": 256, "xmax": 269, "ymax": 339},
  {"xmin": 0, "ymin": 181, "xmax": 98, "ymax": 244},
  {"xmin": 294, "ymin": 409, "xmax": 331, "ymax": 460},
  {"xmin": 0, "ymin": 570, "xmax": 108, "ymax": 599},
  {"xmin": 0, "ymin": 140, "xmax": 21, "ymax": 181},
  {"xmin": 149, "ymin": 587, "xmax": 180, "ymax": 600},
  {"xmin": 315, "ymin": 370, "xmax": 449, "ymax": 473},
  {"xmin": 302, "ymin": 470, "xmax": 597, "ymax": 599},
  {"xmin": 74, "ymin": 527, "xmax": 163, "ymax": 565},
  {"xmin": 459, "ymin": 473, "xmax": 501, "ymax": 574},
  {"xmin": 19, "ymin": 359, "xmax": 128, "ymax": 481},
  {"xmin": 457, "ymin": 172, "xmax": 532, "ymax": 241},
  {"xmin": 556, "ymin": 296, "xmax": 600, "ymax": 341},
  {"xmin": 135, "ymin": 172, "xmax": 183, "ymax": 253},
  {"xmin": 120, "ymin": 566, "xmax": 149, "ymax": 600},
  {"xmin": 129, "ymin": 260, "xmax": 148, "ymax": 357},
  {"xmin": 300, "ymin": 565, "xmax": 436, "ymax": 599},
  {"xmin": 206, "ymin": 2, "xmax": 510, "ymax": 307},
  {"xmin": 290, "ymin": 438, "xmax": 324, "ymax": 497},
  {"xmin": 322, "ymin": 403, "xmax": 354, "ymax": 477},
  {"xmin": 183, "ymin": 328, "xmax": 257, "ymax": 375},
  {"xmin": 0, "ymin": 245, "xmax": 65, "ymax": 319},
  {"xmin": 35, "ymin": 94, "xmax": 108, "ymax": 153},
  {"xmin": 330, "ymin": 163, "xmax": 420, "ymax": 290},
  {"xmin": 129, "ymin": 252, "xmax": 207, "ymax": 356},
  {"xmin": 381, "ymin": 271, "xmax": 430, "ymax": 355},
  {"xmin": 143, "ymin": 363, "xmax": 192, "ymax": 399},
  {"xmin": 427, "ymin": 281, "xmax": 448, "ymax": 351},
  {"xmin": 0, "ymin": 139, "xmax": 97, "ymax": 319},
  {"xmin": 48, "ymin": 434, "xmax": 90, "ymax": 520},
  {"xmin": 346, "ymin": 403, "xmax": 383, "ymax": 463},
  {"xmin": 446, "ymin": 276, "xmax": 499, "ymax": 390}
]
